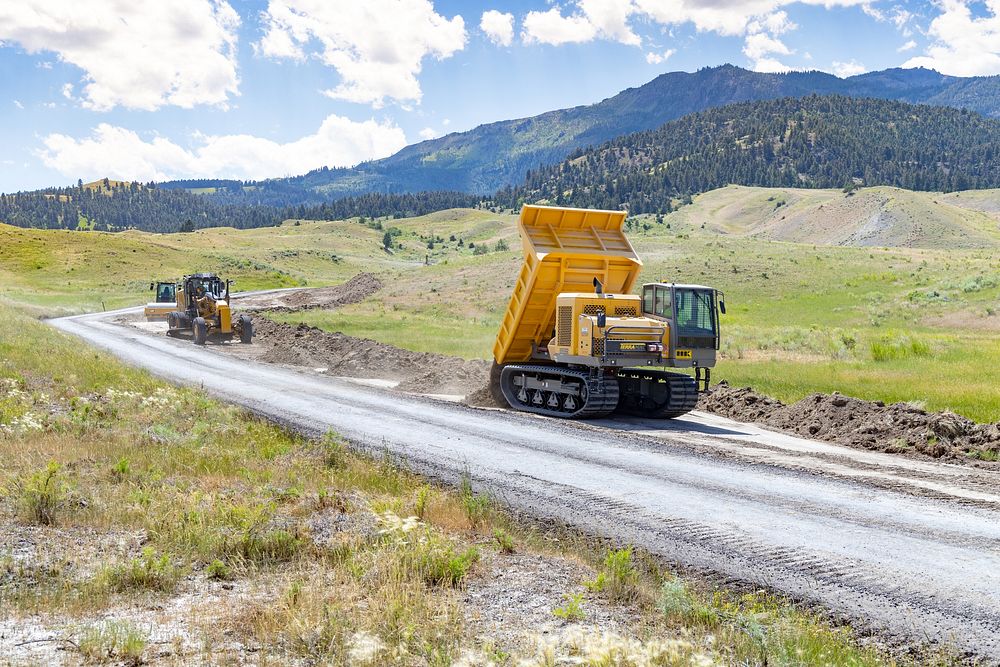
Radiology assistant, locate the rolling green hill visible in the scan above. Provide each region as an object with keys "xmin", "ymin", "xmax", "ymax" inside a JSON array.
[{"xmin": 503, "ymin": 96, "xmax": 1000, "ymax": 213}]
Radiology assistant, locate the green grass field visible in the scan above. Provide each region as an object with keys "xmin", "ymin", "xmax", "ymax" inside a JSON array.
[
  {"xmin": 0, "ymin": 301, "xmax": 926, "ymax": 665},
  {"xmin": 5, "ymin": 185, "xmax": 1000, "ymax": 421}
]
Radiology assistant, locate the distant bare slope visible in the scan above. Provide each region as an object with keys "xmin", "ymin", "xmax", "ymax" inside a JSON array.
[{"xmin": 671, "ymin": 185, "xmax": 1000, "ymax": 248}]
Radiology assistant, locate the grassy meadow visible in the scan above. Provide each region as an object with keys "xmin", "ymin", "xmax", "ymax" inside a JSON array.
[{"xmin": 0, "ymin": 301, "xmax": 930, "ymax": 664}]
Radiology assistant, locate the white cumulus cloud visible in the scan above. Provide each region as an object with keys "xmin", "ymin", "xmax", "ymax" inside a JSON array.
[
  {"xmin": 523, "ymin": 0, "xmax": 640, "ymax": 46},
  {"xmin": 832, "ymin": 59, "xmax": 867, "ymax": 77},
  {"xmin": 38, "ymin": 116, "xmax": 407, "ymax": 183},
  {"xmin": 903, "ymin": 0, "xmax": 1000, "ymax": 76},
  {"xmin": 645, "ymin": 48, "xmax": 676, "ymax": 65},
  {"xmin": 742, "ymin": 11, "xmax": 795, "ymax": 72},
  {"xmin": 257, "ymin": 0, "xmax": 466, "ymax": 108},
  {"xmin": 418, "ymin": 127, "xmax": 438, "ymax": 140},
  {"xmin": 897, "ymin": 39, "xmax": 917, "ymax": 52},
  {"xmin": 0, "ymin": 0, "xmax": 240, "ymax": 111},
  {"xmin": 480, "ymin": 10, "xmax": 514, "ymax": 46}
]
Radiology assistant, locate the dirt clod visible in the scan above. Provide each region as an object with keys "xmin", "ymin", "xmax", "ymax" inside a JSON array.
[{"xmin": 698, "ymin": 381, "xmax": 1000, "ymax": 461}]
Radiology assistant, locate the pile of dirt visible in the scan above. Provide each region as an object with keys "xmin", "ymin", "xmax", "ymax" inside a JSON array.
[
  {"xmin": 464, "ymin": 382, "xmax": 502, "ymax": 408},
  {"xmin": 252, "ymin": 318, "xmax": 490, "ymax": 395},
  {"xmin": 234, "ymin": 273, "xmax": 382, "ymax": 313},
  {"xmin": 699, "ymin": 382, "xmax": 1000, "ymax": 460}
]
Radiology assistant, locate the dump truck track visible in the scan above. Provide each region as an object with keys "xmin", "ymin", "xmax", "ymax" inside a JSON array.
[
  {"xmin": 615, "ymin": 369, "xmax": 700, "ymax": 419},
  {"xmin": 51, "ymin": 307, "xmax": 1000, "ymax": 662},
  {"xmin": 499, "ymin": 364, "xmax": 619, "ymax": 418}
]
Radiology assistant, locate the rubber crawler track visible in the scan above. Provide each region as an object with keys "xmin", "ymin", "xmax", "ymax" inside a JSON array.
[
  {"xmin": 499, "ymin": 364, "xmax": 619, "ymax": 418},
  {"xmin": 615, "ymin": 369, "xmax": 699, "ymax": 419}
]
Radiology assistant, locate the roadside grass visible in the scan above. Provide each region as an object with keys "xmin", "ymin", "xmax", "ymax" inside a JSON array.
[{"xmin": 0, "ymin": 301, "xmax": 942, "ymax": 664}]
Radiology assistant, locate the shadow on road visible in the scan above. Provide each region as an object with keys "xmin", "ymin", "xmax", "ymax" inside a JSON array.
[{"xmin": 596, "ymin": 416, "xmax": 753, "ymax": 438}]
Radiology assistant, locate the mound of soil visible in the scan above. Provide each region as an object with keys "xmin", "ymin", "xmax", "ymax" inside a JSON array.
[
  {"xmin": 252, "ymin": 318, "xmax": 490, "ymax": 396},
  {"xmin": 235, "ymin": 273, "xmax": 382, "ymax": 313},
  {"xmin": 699, "ymin": 382, "xmax": 1000, "ymax": 461},
  {"xmin": 464, "ymin": 383, "xmax": 502, "ymax": 408}
]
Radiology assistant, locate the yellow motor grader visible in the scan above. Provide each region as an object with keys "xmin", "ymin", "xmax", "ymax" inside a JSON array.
[
  {"xmin": 166, "ymin": 273, "xmax": 252, "ymax": 345},
  {"xmin": 490, "ymin": 205, "xmax": 725, "ymax": 419}
]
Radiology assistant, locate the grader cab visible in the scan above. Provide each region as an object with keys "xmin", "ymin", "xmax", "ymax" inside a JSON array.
[
  {"xmin": 166, "ymin": 273, "xmax": 252, "ymax": 345},
  {"xmin": 490, "ymin": 205, "xmax": 724, "ymax": 419}
]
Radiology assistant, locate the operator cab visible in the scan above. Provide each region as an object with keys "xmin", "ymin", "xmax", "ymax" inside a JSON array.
[
  {"xmin": 186, "ymin": 274, "xmax": 227, "ymax": 302},
  {"xmin": 641, "ymin": 283, "xmax": 725, "ymax": 383},
  {"xmin": 150, "ymin": 281, "xmax": 176, "ymax": 303}
]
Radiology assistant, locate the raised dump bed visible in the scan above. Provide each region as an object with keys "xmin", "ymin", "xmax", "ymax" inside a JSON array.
[{"xmin": 492, "ymin": 205, "xmax": 641, "ymax": 365}]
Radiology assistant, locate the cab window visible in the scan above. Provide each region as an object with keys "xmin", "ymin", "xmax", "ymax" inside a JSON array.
[
  {"xmin": 643, "ymin": 285, "xmax": 673, "ymax": 319},
  {"xmin": 654, "ymin": 286, "xmax": 671, "ymax": 318},
  {"xmin": 642, "ymin": 286, "xmax": 654, "ymax": 315},
  {"xmin": 674, "ymin": 289, "xmax": 716, "ymax": 335}
]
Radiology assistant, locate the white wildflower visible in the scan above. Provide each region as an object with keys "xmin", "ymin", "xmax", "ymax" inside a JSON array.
[
  {"xmin": 518, "ymin": 627, "xmax": 713, "ymax": 666},
  {"xmin": 346, "ymin": 630, "xmax": 385, "ymax": 665},
  {"xmin": 105, "ymin": 388, "xmax": 140, "ymax": 401},
  {"xmin": 376, "ymin": 511, "xmax": 421, "ymax": 544},
  {"xmin": 0, "ymin": 378, "xmax": 27, "ymax": 400},
  {"xmin": 453, "ymin": 648, "xmax": 497, "ymax": 667},
  {"xmin": 3, "ymin": 412, "xmax": 44, "ymax": 435}
]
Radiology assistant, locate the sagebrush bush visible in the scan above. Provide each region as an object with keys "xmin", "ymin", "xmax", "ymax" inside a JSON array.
[
  {"xmin": 101, "ymin": 547, "xmax": 182, "ymax": 593},
  {"xmin": 19, "ymin": 461, "xmax": 64, "ymax": 525},
  {"xmin": 585, "ymin": 547, "xmax": 640, "ymax": 604}
]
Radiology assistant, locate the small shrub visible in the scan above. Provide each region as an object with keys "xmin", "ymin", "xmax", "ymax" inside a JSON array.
[
  {"xmin": 492, "ymin": 528, "xmax": 515, "ymax": 554},
  {"xmin": 237, "ymin": 527, "xmax": 301, "ymax": 564},
  {"xmin": 101, "ymin": 547, "xmax": 182, "ymax": 593},
  {"xmin": 111, "ymin": 457, "xmax": 130, "ymax": 483},
  {"xmin": 459, "ymin": 474, "xmax": 490, "ymax": 528},
  {"xmin": 585, "ymin": 547, "xmax": 639, "ymax": 604},
  {"xmin": 19, "ymin": 461, "xmax": 64, "ymax": 525},
  {"xmin": 552, "ymin": 592, "xmax": 586, "ymax": 621},
  {"xmin": 419, "ymin": 544, "xmax": 479, "ymax": 587},
  {"xmin": 322, "ymin": 431, "xmax": 345, "ymax": 469},
  {"xmin": 78, "ymin": 621, "xmax": 148, "ymax": 665},
  {"xmin": 205, "ymin": 559, "xmax": 232, "ymax": 581},
  {"xmin": 415, "ymin": 485, "xmax": 430, "ymax": 520},
  {"xmin": 659, "ymin": 579, "xmax": 720, "ymax": 628}
]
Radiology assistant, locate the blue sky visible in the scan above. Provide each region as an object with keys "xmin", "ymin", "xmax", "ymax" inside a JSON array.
[{"xmin": 0, "ymin": 0, "xmax": 996, "ymax": 192}]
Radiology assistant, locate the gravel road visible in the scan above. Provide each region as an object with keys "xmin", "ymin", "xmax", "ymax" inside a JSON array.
[{"xmin": 51, "ymin": 307, "xmax": 1000, "ymax": 660}]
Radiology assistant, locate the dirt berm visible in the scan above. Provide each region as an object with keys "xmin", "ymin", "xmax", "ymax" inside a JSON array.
[
  {"xmin": 252, "ymin": 318, "xmax": 490, "ymax": 395},
  {"xmin": 466, "ymin": 378, "xmax": 999, "ymax": 463},
  {"xmin": 234, "ymin": 273, "xmax": 382, "ymax": 313},
  {"xmin": 700, "ymin": 382, "xmax": 1000, "ymax": 462}
]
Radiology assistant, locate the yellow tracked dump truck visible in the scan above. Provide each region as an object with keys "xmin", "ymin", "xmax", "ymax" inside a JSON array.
[
  {"xmin": 166, "ymin": 273, "xmax": 252, "ymax": 345},
  {"xmin": 490, "ymin": 205, "xmax": 725, "ymax": 419}
]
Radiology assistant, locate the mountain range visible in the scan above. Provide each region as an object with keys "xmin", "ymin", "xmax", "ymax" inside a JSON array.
[
  {"xmin": 499, "ymin": 95, "xmax": 1000, "ymax": 213},
  {"xmin": 171, "ymin": 64, "xmax": 1000, "ymax": 206}
]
